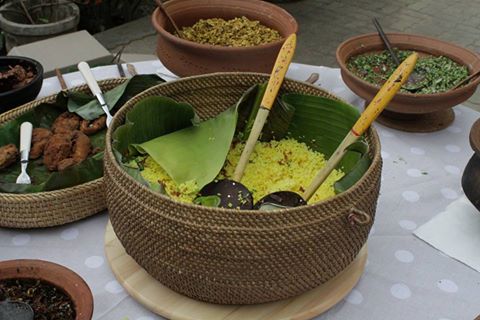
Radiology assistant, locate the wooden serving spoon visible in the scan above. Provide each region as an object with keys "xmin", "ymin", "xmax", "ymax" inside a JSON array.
[
  {"xmin": 255, "ymin": 52, "xmax": 419, "ymax": 210},
  {"xmin": 197, "ymin": 34, "xmax": 297, "ymax": 210}
]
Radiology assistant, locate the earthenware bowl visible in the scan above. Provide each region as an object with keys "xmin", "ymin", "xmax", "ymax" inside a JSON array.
[
  {"xmin": 151, "ymin": 0, "xmax": 297, "ymax": 77},
  {"xmin": 462, "ymin": 118, "xmax": 480, "ymax": 212},
  {"xmin": 0, "ymin": 259, "xmax": 93, "ymax": 320},
  {"xmin": 336, "ymin": 33, "xmax": 480, "ymax": 132},
  {"xmin": 0, "ymin": 56, "xmax": 43, "ymax": 112}
]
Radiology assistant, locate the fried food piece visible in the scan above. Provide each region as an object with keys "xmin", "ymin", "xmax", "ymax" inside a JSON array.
[
  {"xmin": 56, "ymin": 131, "xmax": 92, "ymax": 171},
  {"xmin": 57, "ymin": 158, "xmax": 77, "ymax": 171},
  {"xmin": 0, "ymin": 65, "xmax": 35, "ymax": 92},
  {"xmin": 51, "ymin": 112, "xmax": 81, "ymax": 134},
  {"xmin": 71, "ymin": 131, "xmax": 91, "ymax": 163},
  {"xmin": 0, "ymin": 144, "xmax": 18, "ymax": 169},
  {"xmin": 80, "ymin": 116, "xmax": 106, "ymax": 135},
  {"xmin": 43, "ymin": 133, "xmax": 72, "ymax": 171},
  {"xmin": 29, "ymin": 128, "xmax": 52, "ymax": 160}
]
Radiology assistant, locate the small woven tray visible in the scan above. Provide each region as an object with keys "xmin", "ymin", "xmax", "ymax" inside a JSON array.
[{"xmin": 0, "ymin": 79, "xmax": 127, "ymax": 229}]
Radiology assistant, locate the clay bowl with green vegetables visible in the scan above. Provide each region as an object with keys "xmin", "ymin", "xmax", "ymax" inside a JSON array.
[
  {"xmin": 151, "ymin": 0, "xmax": 297, "ymax": 77},
  {"xmin": 337, "ymin": 33, "xmax": 480, "ymax": 132}
]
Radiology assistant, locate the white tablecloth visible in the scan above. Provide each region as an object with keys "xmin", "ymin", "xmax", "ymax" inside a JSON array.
[{"xmin": 1, "ymin": 60, "xmax": 479, "ymax": 320}]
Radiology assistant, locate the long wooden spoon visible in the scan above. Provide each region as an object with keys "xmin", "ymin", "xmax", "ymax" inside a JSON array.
[
  {"xmin": 233, "ymin": 34, "xmax": 297, "ymax": 181},
  {"xmin": 255, "ymin": 52, "xmax": 418, "ymax": 209},
  {"xmin": 197, "ymin": 34, "xmax": 297, "ymax": 209},
  {"xmin": 303, "ymin": 52, "xmax": 418, "ymax": 200}
]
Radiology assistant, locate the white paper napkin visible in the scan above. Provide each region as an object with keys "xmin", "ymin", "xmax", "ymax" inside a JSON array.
[{"xmin": 414, "ymin": 195, "xmax": 480, "ymax": 272}]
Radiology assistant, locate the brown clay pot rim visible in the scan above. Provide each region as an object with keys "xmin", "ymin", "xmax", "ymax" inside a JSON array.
[
  {"xmin": 151, "ymin": 0, "xmax": 298, "ymax": 52},
  {"xmin": 470, "ymin": 118, "xmax": 480, "ymax": 156},
  {"xmin": 336, "ymin": 32, "xmax": 480, "ymax": 98},
  {"xmin": 0, "ymin": 259, "xmax": 93, "ymax": 320}
]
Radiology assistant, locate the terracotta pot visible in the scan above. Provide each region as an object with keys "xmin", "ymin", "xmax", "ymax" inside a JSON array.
[
  {"xmin": 151, "ymin": 0, "xmax": 297, "ymax": 77},
  {"xmin": 0, "ymin": 260, "xmax": 93, "ymax": 320},
  {"xmin": 462, "ymin": 119, "xmax": 480, "ymax": 212},
  {"xmin": 336, "ymin": 33, "xmax": 480, "ymax": 132}
]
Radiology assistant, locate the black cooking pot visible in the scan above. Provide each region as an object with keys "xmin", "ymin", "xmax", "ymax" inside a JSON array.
[
  {"xmin": 0, "ymin": 56, "xmax": 43, "ymax": 112},
  {"xmin": 462, "ymin": 118, "xmax": 480, "ymax": 212}
]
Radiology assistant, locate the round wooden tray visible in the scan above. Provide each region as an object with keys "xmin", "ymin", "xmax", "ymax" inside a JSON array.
[{"xmin": 105, "ymin": 221, "xmax": 367, "ymax": 320}]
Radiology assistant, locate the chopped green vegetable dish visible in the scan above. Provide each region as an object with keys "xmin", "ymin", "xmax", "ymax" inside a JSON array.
[{"xmin": 347, "ymin": 50, "xmax": 469, "ymax": 94}]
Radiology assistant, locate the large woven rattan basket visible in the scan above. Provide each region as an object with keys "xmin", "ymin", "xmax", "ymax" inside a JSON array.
[
  {"xmin": 104, "ymin": 73, "xmax": 382, "ymax": 305},
  {"xmin": 0, "ymin": 79, "xmax": 126, "ymax": 229}
]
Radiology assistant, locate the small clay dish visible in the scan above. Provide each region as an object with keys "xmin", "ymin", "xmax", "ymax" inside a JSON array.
[
  {"xmin": 0, "ymin": 56, "xmax": 43, "ymax": 112},
  {"xmin": 151, "ymin": 0, "xmax": 298, "ymax": 77},
  {"xmin": 337, "ymin": 33, "xmax": 480, "ymax": 132},
  {"xmin": 0, "ymin": 259, "xmax": 93, "ymax": 319},
  {"xmin": 462, "ymin": 118, "xmax": 480, "ymax": 212}
]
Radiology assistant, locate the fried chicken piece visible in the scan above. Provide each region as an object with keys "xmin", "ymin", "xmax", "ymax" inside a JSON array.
[
  {"xmin": 57, "ymin": 158, "xmax": 77, "ymax": 171},
  {"xmin": 51, "ymin": 112, "xmax": 81, "ymax": 134},
  {"xmin": 71, "ymin": 131, "xmax": 91, "ymax": 163},
  {"xmin": 0, "ymin": 144, "xmax": 18, "ymax": 169},
  {"xmin": 43, "ymin": 133, "xmax": 72, "ymax": 171},
  {"xmin": 29, "ymin": 128, "xmax": 52, "ymax": 160},
  {"xmin": 80, "ymin": 116, "xmax": 106, "ymax": 135},
  {"xmin": 56, "ymin": 131, "xmax": 92, "ymax": 171}
]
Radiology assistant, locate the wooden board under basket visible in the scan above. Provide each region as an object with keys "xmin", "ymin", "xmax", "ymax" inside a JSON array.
[{"xmin": 105, "ymin": 221, "xmax": 367, "ymax": 320}]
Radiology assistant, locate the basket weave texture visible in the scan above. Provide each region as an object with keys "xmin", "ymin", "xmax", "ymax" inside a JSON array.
[
  {"xmin": 104, "ymin": 73, "xmax": 382, "ymax": 304},
  {"xmin": 0, "ymin": 79, "xmax": 126, "ymax": 229}
]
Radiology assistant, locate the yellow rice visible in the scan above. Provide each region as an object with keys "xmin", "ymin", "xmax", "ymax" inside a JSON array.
[{"xmin": 139, "ymin": 138, "xmax": 344, "ymax": 205}]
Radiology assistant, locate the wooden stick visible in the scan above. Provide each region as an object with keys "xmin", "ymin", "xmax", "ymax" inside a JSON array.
[
  {"xmin": 453, "ymin": 69, "xmax": 480, "ymax": 89},
  {"xmin": 156, "ymin": 0, "xmax": 183, "ymax": 38},
  {"xmin": 233, "ymin": 34, "xmax": 297, "ymax": 181},
  {"xmin": 19, "ymin": 0, "xmax": 35, "ymax": 24},
  {"xmin": 302, "ymin": 53, "xmax": 419, "ymax": 201},
  {"xmin": 305, "ymin": 73, "xmax": 319, "ymax": 84},
  {"xmin": 55, "ymin": 68, "xmax": 67, "ymax": 90},
  {"xmin": 126, "ymin": 64, "xmax": 138, "ymax": 76}
]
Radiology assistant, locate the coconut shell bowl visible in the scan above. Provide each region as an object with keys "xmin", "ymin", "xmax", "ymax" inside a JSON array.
[
  {"xmin": 0, "ymin": 259, "xmax": 93, "ymax": 319},
  {"xmin": 151, "ymin": 0, "xmax": 298, "ymax": 77},
  {"xmin": 462, "ymin": 118, "xmax": 480, "ymax": 212},
  {"xmin": 337, "ymin": 33, "xmax": 480, "ymax": 132}
]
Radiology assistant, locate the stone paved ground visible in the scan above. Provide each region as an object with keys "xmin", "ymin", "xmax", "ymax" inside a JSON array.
[
  {"xmin": 277, "ymin": 0, "xmax": 480, "ymax": 66},
  {"xmin": 98, "ymin": 0, "xmax": 480, "ymax": 67}
]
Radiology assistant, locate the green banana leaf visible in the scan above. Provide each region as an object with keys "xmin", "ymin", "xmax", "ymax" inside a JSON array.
[
  {"xmin": 281, "ymin": 94, "xmax": 372, "ymax": 194},
  {"xmin": 113, "ymin": 94, "xmax": 237, "ymax": 190},
  {"xmin": 236, "ymin": 83, "xmax": 295, "ymax": 142},
  {"xmin": 112, "ymin": 96, "xmax": 196, "ymax": 158},
  {"xmin": 68, "ymin": 74, "xmax": 164, "ymax": 120},
  {"xmin": 0, "ymin": 75, "xmax": 162, "ymax": 194}
]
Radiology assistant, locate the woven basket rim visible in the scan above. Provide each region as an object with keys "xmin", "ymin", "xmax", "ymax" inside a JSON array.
[
  {"xmin": 0, "ymin": 78, "xmax": 126, "ymax": 199},
  {"xmin": 105, "ymin": 72, "xmax": 382, "ymax": 216}
]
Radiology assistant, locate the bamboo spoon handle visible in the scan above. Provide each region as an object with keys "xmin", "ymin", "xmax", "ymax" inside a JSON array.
[
  {"xmin": 156, "ymin": 0, "xmax": 183, "ymax": 38},
  {"xmin": 233, "ymin": 34, "xmax": 297, "ymax": 181},
  {"xmin": 302, "ymin": 52, "xmax": 418, "ymax": 201}
]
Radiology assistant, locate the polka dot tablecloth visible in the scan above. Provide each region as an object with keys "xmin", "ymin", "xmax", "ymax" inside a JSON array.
[{"xmin": 1, "ymin": 61, "xmax": 479, "ymax": 320}]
